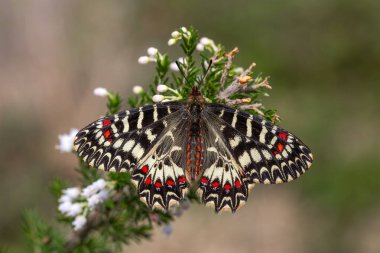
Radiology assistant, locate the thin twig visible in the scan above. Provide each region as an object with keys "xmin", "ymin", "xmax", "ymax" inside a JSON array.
[
  {"xmin": 220, "ymin": 47, "xmax": 239, "ymax": 91},
  {"xmin": 239, "ymin": 103, "xmax": 264, "ymax": 116}
]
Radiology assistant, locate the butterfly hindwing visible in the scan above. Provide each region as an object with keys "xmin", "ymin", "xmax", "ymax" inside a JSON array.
[
  {"xmin": 205, "ymin": 104, "xmax": 313, "ymax": 184},
  {"xmin": 132, "ymin": 127, "xmax": 189, "ymax": 210}
]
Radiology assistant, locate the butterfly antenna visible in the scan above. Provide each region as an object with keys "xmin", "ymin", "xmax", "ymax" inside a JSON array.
[{"xmin": 199, "ymin": 59, "xmax": 213, "ymax": 87}]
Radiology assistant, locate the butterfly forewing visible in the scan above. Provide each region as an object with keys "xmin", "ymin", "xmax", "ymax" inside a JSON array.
[{"xmin": 73, "ymin": 102, "xmax": 182, "ymax": 172}]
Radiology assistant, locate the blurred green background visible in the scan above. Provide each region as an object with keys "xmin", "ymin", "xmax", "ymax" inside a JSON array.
[{"xmin": 1, "ymin": 0, "xmax": 379, "ymax": 252}]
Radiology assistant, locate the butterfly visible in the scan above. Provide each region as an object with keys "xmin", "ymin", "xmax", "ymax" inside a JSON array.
[{"xmin": 73, "ymin": 86, "xmax": 313, "ymax": 212}]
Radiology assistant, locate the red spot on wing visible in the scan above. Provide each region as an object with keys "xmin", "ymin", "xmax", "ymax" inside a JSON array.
[
  {"xmin": 201, "ymin": 177, "xmax": 208, "ymax": 184},
  {"xmin": 224, "ymin": 183, "xmax": 231, "ymax": 191},
  {"xmin": 273, "ymin": 150, "xmax": 278, "ymax": 155},
  {"xmin": 178, "ymin": 177, "xmax": 186, "ymax": 184},
  {"xmin": 277, "ymin": 143, "xmax": 284, "ymax": 152},
  {"xmin": 104, "ymin": 130, "xmax": 111, "ymax": 138},
  {"xmin": 103, "ymin": 119, "xmax": 112, "ymax": 126},
  {"xmin": 166, "ymin": 179, "xmax": 175, "ymax": 186},
  {"xmin": 145, "ymin": 176, "xmax": 151, "ymax": 185},
  {"xmin": 141, "ymin": 165, "xmax": 149, "ymax": 174},
  {"xmin": 278, "ymin": 132, "xmax": 287, "ymax": 141},
  {"xmin": 154, "ymin": 181, "xmax": 162, "ymax": 188},
  {"xmin": 107, "ymin": 138, "xmax": 113, "ymax": 142},
  {"xmin": 235, "ymin": 180, "xmax": 241, "ymax": 187},
  {"xmin": 211, "ymin": 181, "xmax": 220, "ymax": 188}
]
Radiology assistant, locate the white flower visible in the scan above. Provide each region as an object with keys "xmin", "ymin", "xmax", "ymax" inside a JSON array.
[
  {"xmin": 196, "ymin": 43, "xmax": 204, "ymax": 51},
  {"xmin": 66, "ymin": 203, "xmax": 83, "ymax": 217},
  {"xmin": 58, "ymin": 201, "xmax": 72, "ymax": 214},
  {"xmin": 87, "ymin": 194, "xmax": 101, "ymax": 209},
  {"xmin": 157, "ymin": 84, "xmax": 168, "ymax": 93},
  {"xmin": 132, "ymin": 85, "xmax": 144, "ymax": 95},
  {"xmin": 93, "ymin": 87, "xmax": 109, "ymax": 97},
  {"xmin": 147, "ymin": 47, "xmax": 158, "ymax": 56},
  {"xmin": 169, "ymin": 57, "xmax": 185, "ymax": 72},
  {"xmin": 152, "ymin": 94, "xmax": 164, "ymax": 103},
  {"xmin": 56, "ymin": 128, "xmax": 79, "ymax": 153},
  {"xmin": 171, "ymin": 31, "xmax": 180, "ymax": 38},
  {"xmin": 82, "ymin": 184, "xmax": 97, "ymax": 198},
  {"xmin": 92, "ymin": 179, "xmax": 107, "ymax": 191},
  {"xmin": 63, "ymin": 187, "xmax": 81, "ymax": 200},
  {"xmin": 169, "ymin": 62, "xmax": 179, "ymax": 71},
  {"xmin": 58, "ymin": 195, "xmax": 72, "ymax": 204},
  {"xmin": 72, "ymin": 215, "xmax": 87, "ymax": 231},
  {"xmin": 87, "ymin": 189, "xmax": 109, "ymax": 209},
  {"xmin": 198, "ymin": 37, "xmax": 218, "ymax": 52},
  {"xmin": 138, "ymin": 56, "xmax": 150, "ymax": 64},
  {"xmin": 97, "ymin": 189, "xmax": 109, "ymax": 201},
  {"xmin": 200, "ymin": 37, "xmax": 210, "ymax": 45},
  {"xmin": 168, "ymin": 38, "xmax": 177, "ymax": 46}
]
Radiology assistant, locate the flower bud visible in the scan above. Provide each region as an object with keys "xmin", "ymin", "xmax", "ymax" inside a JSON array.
[
  {"xmin": 93, "ymin": 87, "xmax": 109, "ymax": 97},
  {"xmin": 196, "ymin": 43, "xmax": 204, "ymax": 51},
  {"xmin": 200, "ymin": 37, "xmax": 210, "ymax": 45},
  {"xmin": 171, "ymin": 31, "xmax": 180, "ymax": 38},
  {"xmin": 147, "ymin": 47, "xmax": 158, "ymax": 56},
  {"xmin": 132, "ymin": 85, "xmax": 144, "ymax": 95},
  {"xmin": 157, "ymin": 84, "xmax": 168, "ymax": 93},
  {"xmin": 152, "ymin": 94, "xmax": 164, "ymax": 103},
  {"xmin": 138, "ymin": 56, "xmax": 150, "ymax": 64},
  {"xmin": 168, "ymin": 38, "xmax": 177, "ymax": 46}
]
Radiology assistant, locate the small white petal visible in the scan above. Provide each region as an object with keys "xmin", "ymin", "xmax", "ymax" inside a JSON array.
[
  {"xmin": 171, "ymin": 31, "xmax": 180, "ymax": 38},
  {"xmin": 147, "ymin": 47, "xmax": 158, "ymax": 56},
  {"xmin": 93, "ymin": 87, "xmax": 109, "ymax": 97},
  {"xmin": 157, "ymin": 84, "xmax": 168, "ymax": 93},
  {"xmin": 200, "ymin": 37, "xmax": 210, "ymax": 45},
  {"xmin": 132, "ymin": 85, "xmax": 144, "ymax": 95},
  {"xmin": 168, "ymin": 38, "xmax": 177, "ymax": 46},
  {"xmin": 138, "ymin": 56, "xmax": 150, "ymax": 64},
  {"xmin": 73, "ymin": 215, "xmax": 87, "ymax": 231},
  {"xmin": 56, "ymin": 128, "xmax": 79, "ymax": 153},
  {"xmin": 152, "ymin": 94, "xmax": 164, "ymax": 103},
  {"xmin": 66, "ymin": 203, "xmax": 83, "ymax": 217},
  {"xmin": 196, "ymin": 43, "xmax": 204, "ymax": 51}
]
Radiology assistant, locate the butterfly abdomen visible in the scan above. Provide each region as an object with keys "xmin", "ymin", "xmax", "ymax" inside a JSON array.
[{"xmin": 186, "ymin": 122, "xmax": 203, "ymax": 182}]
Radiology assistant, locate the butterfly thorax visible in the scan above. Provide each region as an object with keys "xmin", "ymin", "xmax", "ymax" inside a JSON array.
[{"xmin": 185, "ymin": 86, "xmax": 205, "ymax": 182}]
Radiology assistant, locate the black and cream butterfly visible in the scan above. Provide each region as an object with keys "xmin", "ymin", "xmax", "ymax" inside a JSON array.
[{"xmin": 74, "ymin": 86, "xmax": 313, "ymax": 212}]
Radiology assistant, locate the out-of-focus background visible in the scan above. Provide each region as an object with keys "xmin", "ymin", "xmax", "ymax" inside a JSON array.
[{"xmin": 1, "ymin": 0, "xmax": 379, "ymax": 252}]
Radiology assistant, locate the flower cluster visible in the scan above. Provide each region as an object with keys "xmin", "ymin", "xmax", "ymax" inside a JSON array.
[
  {"xmin": 138, "ymin": 47, "xmax": 160, "ymax": 64},
  {"xmin": 168, "ymin": 27, "xmax": 190, "ymax": 46},
  {"xmin": 58, "ymin": 179, "xmax": 113, "ymax": 231},
  {"xmin": 196, "ymin": 37, "xmax": 218, "ymax": 52}
]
